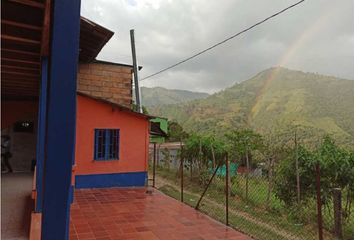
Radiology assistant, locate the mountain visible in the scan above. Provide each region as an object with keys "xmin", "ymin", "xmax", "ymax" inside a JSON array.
[
  {"xmin": 140, "ymin": 87, "xmax": 209, "ymax": 107},
  {"xmin": 150, "ymin": 67, "xmax": 354, "ymax": 147}
]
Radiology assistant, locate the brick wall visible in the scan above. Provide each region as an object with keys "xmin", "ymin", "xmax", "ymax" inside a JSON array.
[{"xmin": 77, "ymin": 63, "xmax": 133, "ymax": 108}]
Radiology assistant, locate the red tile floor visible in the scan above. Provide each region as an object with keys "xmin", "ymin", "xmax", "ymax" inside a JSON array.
[{"xmin": 70, "ymin": 188, "xmax": 251, "ymax": 240}]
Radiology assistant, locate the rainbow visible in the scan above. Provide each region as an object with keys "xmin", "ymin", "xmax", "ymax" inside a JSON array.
[{"xmin": 250, "ymin": 9, "xmax": 333, "ymax": 117}]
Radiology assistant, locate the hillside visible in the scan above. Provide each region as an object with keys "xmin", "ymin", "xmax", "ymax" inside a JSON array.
[
  {"xmin": 150, "ymin": 67, "xmax": 354, "ymax": 146},
  {"xmin": 140, "ymin": 87, "xmax": 209, "ymax": 107}
]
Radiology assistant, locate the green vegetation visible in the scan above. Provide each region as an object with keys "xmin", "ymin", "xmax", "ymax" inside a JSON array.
[
  {"xmin": 140, "ymin": 86, "xmax": 209, "ymax": 107},
  {"xmin": 149, "ymin": 67, "xmax": 354, "ymax": 147},
  {"xmin": 148, "ymin": 67, "xmax": 354, "ymax": 239},
  {"xmin": 156, "ymin": 168, "xmax": 319, "ymax": 240},
  {"xmin": 166, "ymin": 121, "xmax": 189, "ymax": 142},
  {"xmin": 152, "ymin": 131, "xmax": 354, "ymax": 240},
  {"xmin": 159, "ymin": 184, "xmax": 289, "ymax": 240},
  {"xmin": 156, "ymin": 164, "xmax": 352, "ymax": 240}
]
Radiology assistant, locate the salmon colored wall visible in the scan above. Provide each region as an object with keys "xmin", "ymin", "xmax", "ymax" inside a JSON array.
[
  {"xmin": 1, "ymin": 101, "xmax": 38, "ymax": 130},
  {"xmin": 75, "ymin": 95, "xmax": 149, "ymax": 176}
]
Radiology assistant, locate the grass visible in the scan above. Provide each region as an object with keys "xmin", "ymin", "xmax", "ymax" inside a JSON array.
[
  {"xmin": 153, "ymin": 167, "xmax": 353, "ymax": 240},
  {"xmin": 159, "ymin": 185, "xmax": 286, "ymax": 240}
]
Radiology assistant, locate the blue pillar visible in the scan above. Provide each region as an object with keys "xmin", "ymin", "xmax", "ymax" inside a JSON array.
[
  {"xmin": 35, "ymin": 57, "xmax": 48, "ymax": 213},
  {"xmin": 41, "ymin": 0, "xmax": 81, "ymax": 239}
]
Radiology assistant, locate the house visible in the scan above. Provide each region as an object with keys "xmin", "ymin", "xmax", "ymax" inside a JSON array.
[
  {"xmin": 1, "ymin": 2, "xmax": 159, "ymax": 238},
  {"xmin": 150, "ymin": 117, "xmax": 168, "ymax": 143},
  {"xmin": 74, "ymin": 91, "xmax": 151, "ymax": 189},
  {"xmin": 2, "ymin": 2, "xmax": 252, "ymax": 240}
]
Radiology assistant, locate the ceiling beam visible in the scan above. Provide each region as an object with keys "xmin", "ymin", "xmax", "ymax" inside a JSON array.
[
  {"xmin": 2, "ymin": 80, "xmax": 38, "ymax": 86},
  {"xmin": 1, "ymin": 78, "xmax": 39, "ymax": 85},
  {"xmin": 2, "ymin": 51, "xmax": 40, "ymax": 62},
  {"xmin": 2, "ymin": 71, "xmax": 39, "ymax": 78},
  {"xmin": 1, "ymin": 86, "xmax": 39, "ymax": 95},
  {"xmin": 1, "ymin": 75, "xmax": 38, "ymax": 82},
  {"xmin": 1, "ymin": 48, "xmax": 40, "ymax": 56},
  {"xmin": 2, "ymin": 81, "xmax": 39, "ymax": 87},
  {"xmin": 1, "ymin": 95, "xmax": 39, "ymax": 100},
  {"xmin": 1, "ymin": 35, "xmax": 41, "ymax": 45},
  {"xmin": 2, "ymin": 70, "xmax": 40, "ymax": 77},
  {"xmin": 2, "ymin": 65, "xmax": 39, "ymax": 72},
  {"xmin": 1, "ymin": 88, "xmax": 39, "ymax": 96},
  {"xmin": 1, "ymin": 20, "xmax": 42, "ymax": 31},
  {"xmin": 8, "ymin": 0, "xmax": 45, "ymax": 9},
  {"xmin": 2, "ymin": 86, "xmax": 38, "ymax": 91},
  {"xmin": 2, "ymin": 57, "xmax": 40, "ymax": 65}
]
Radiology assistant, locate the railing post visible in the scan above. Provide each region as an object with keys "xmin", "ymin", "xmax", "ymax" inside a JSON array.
[
  {"xmin": 333, "ymin": 188, "xmax": 343, "ymax": 239},
  {"xmin": 153, "ymin": 142, "xmax": 156, "ymax": 188},
  {"xmin": 315, "ymin": 162, "xmax": 324, "ymax": 240},
  {"xmin": 225, "ymin": 153, "xmax": 230, "ymax": 226}
]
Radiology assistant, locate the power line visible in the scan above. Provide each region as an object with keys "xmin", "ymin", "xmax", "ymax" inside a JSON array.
[{"xmin": 140, "ymin": 0, "xmax": 305, "ymax": 81}]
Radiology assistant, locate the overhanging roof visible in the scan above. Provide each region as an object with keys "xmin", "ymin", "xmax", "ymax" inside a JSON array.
[
  {"xmin": 1, "ymin": 0, "xmax": 114, "ymax": 100},
  {"xmin": 79, "ymin": 17, "xmax": 114, "ymax": 63},
  {"xmin": 150, "ymin": 122, "xmax": 168, "ymax": 137}
]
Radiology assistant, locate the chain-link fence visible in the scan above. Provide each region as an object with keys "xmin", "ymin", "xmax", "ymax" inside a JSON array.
[{"xmin": 148, "ymin": 142, "xmax": 354, "ymax": 240}]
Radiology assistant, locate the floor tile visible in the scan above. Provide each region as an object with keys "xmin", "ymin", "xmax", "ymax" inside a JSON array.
[{"xmin": 70, "ymin": 188, "xmax": 251, "ymax": 240}]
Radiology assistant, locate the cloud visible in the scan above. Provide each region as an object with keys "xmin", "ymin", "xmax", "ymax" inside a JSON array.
[{"xmin": 81, "ymin": 0, "xmax": 354, "ymax": 93}]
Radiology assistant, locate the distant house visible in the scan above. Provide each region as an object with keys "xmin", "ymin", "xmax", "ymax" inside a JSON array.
[
  {"xmin": 150, "ymin": 117, "xmax": 168, "ymax": 143},
  {"xmin": 150, "ymin": 142, "xmax": 183, "ymax": 168}
]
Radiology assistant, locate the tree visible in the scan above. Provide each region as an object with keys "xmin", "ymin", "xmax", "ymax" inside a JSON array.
[
  {"xmin": 167, "ymin": 121, "xmax": 189, "ymax": 142},
  {"xmin": 226, "ymin": 129, "xmax": 263, "ymax": 202},
  {"xmin": 274, "ymin": 136, "xmax": 354, "ymax": 221},
  {"xmin": 182, "ymin": 133, "xmax": 226, "ymax": 184},
  {"xmin": 261, "ymin": 133, "xmax": 290, "ymax": 207}
]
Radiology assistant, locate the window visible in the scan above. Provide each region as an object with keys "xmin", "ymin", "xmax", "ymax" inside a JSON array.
[{"xmin": 94, "ymin": 129, "xmax": 120, "ymax": 160}]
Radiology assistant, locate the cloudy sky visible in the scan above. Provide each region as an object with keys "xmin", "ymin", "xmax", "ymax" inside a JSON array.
[{"xmin": 81, "ymin": 0, "xmax": 354, "ymax": 93}]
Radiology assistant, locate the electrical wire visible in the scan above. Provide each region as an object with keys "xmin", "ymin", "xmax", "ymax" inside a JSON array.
[{"xmin": 140, "ymin": 0, "xmax": 305, "ymax": 81}]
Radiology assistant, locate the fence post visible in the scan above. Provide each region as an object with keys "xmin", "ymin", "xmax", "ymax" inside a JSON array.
[
  {"xmin": 333, "ymin": 188, "xmax": 343, "ymax": 239},
  {"xmin": 245, "ymin": 148, "xmax": 249, "ymax": 202},
  {"xmin": 315, "ymin": 162, "xmax": 324, "ymax": 240},
  {"xmin": 153, "ymin": 142, "xmax": 156, "ymax": 188},
  {"xmin": 180, "ymin": 142, "xmax": 184, "ymax": 202},
  {"xmin": 225, "ymin": 153, "xmax": 230, "ymax": 226},
  {"xmin": 295, "ymin": 131, "xmax": 301, "ymax": 203}
]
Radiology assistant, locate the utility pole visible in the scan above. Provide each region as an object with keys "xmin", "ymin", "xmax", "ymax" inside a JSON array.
[{"xmin": 130, "ymin": 29, "xmax": 142, "ymax": 113}]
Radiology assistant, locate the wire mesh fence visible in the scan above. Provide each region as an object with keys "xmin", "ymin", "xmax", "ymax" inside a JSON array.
[{"xmin": 148, "ymin": 142, "xmax": 354, "ymax": 240}]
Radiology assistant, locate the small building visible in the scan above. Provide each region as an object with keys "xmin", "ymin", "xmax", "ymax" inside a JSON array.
[
  {"xmin": 150, "ymin": 117, "xmax": 168, "ymax": 144},
  {"xmin": 149, "ymin": 142, "xmax": 183, "ymax": 168},
  {"xmin": 74, "ymin": 92, "xmax": 152, "ymax": 188}
]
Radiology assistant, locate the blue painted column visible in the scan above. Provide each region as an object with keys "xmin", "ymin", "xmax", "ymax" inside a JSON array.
[
  {"xmin": 41, "ymin": 0, "xmax": 81, "ymax": 239},
  {"xmin": 35, "ymin": 57, "xmax": 48, "ymax": 213}
]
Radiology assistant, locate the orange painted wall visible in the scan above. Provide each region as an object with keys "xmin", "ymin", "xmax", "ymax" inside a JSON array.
[{"xmin": 75, "ymin": 95, "xmax": 149, "ymax": 176}]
